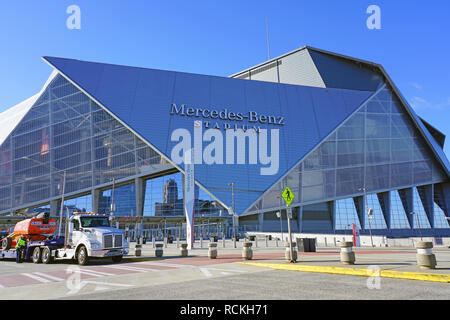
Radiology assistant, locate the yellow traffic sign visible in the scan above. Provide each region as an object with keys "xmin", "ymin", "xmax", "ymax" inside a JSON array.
[{"xmin": 281, "ymin": 187, "xmax": 295, "ymax": 207}]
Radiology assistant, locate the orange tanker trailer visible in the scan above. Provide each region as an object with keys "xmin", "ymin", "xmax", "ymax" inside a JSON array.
[{"xmin": 1, "ymin": 212, "xmax": 57, "ymax": 250}]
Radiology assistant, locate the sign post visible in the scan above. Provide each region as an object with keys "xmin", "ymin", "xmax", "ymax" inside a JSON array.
[
  {"xmin": 281, "ymin": 186, "xmax": 295, "ymax": 263},
  {"xmin": 184, "ymin": 148, "xmax": 195, "ymax": 249}
]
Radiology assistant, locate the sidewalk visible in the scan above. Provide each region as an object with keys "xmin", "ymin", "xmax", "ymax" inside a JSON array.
[{"xmin": 125, "ymin": 240, "xmax": 450, "ymax": 282}]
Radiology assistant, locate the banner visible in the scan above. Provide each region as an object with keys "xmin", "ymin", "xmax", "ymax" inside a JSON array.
[{"xmin": 184, "ymin": 148, "xmax": 195, "ymax": 249}]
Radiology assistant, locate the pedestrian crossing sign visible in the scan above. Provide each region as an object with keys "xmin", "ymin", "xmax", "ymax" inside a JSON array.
[{"xmin": 281, "ymin": 187, "xmax": 294, "ymax": 207}]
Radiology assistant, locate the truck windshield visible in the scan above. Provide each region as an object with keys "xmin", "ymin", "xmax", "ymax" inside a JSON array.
[{"xmin": 80, "ymin": 217, "xmax": 110, "ymax": 228}]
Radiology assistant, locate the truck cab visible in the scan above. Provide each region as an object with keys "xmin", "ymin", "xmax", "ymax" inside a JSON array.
[{"xmin": 59, "ymin": 213, "xmax": 129, "ymax": 265}]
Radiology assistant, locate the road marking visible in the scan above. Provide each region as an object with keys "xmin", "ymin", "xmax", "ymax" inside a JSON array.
[
  {"xmin": 200, "ymin": 268, "xmax": 212, "ymax": 277},
  {"xmin": 206, "ymin": 267, "xmax": 247, "ymax": 273},
  {"xmin": 102, "ymin": 265, "xmax": 154, "ymax": 272},
  {"xmin": 33, "ymin": 272, "xmax": 64, "ymax": 282},
  {"xmin": 22, "ymin": 273, "xmax": 52, "ymax": 283},
  {"xmin": 239, "ymin": 262, "xmax": 450, "ymax": 284},
  {"xmin": 81, "ymin": 268, "xmax": 115, "ymax": 276},
  {"xmin": 139, "ymin": 261, "xmax": 187, "ymax": 268},
  {"xmin": 74, "ymin": 269, "xmax": 111, "ymax": 277}
]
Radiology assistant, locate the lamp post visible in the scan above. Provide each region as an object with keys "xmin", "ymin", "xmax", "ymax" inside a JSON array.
[
  {"xmin": 359, "ymin": 187, "xmax": 374, "ymax": 247},
  {"xmin": 276, "ymin": 196, "xmax": 284, "ymax": 241},
  {"xmin": 228, "ymin": 182, "xmax": 236, "ymax": 248},
  {"xmin": 410, "ymin": 212, "xmax": 423, "ymax": 241},
  {"xmin": 22, "ymin": 157, "xmax": 66, "ymax": 238}
]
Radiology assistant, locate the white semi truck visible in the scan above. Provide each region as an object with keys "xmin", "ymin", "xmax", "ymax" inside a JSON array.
[{"xmin": 0, "ymin": 212, "xmax": 129, "ymax": 265}]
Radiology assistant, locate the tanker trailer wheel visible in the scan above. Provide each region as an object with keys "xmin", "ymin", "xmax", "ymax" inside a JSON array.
[
  {"xmin": 112, "ymin": 255, "xmax": 123, "ymax": 263},
  {"xmin": 32, "ymin": 247, "xmax": 42, "ymax": 264},
  {"xmin": 41, "ymin": 247, "xmax": 53, "ymax": 264},
  {"xmin": 77, "ymin": 246, "xmax": 89, "ymax": 266},
  {"xmin": 2, "ymin": 238, "xmax": 11, "ymax": 250}
]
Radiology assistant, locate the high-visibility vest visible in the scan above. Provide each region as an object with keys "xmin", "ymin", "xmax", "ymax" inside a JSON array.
[{"xmin": 15, "ymin": 239, "xmax": 26, "ymax": 249}]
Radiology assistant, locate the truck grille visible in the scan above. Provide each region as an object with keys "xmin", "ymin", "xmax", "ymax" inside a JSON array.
[
  {"xmin": 104, "ymin": 235, "xmax": 113, "ymax": 248},
  {"xmin": 103, "ymin": 234, "xmax": 123, "ymax": 249},
  {"xmin": 115, "ymin": 234, "xmax": 122, "ymax": 247}
]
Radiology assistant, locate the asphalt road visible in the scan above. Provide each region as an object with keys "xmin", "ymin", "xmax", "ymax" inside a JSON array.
[{"xmin": 59, "ymin": 267, "xmax": 450, "ymax": 300}]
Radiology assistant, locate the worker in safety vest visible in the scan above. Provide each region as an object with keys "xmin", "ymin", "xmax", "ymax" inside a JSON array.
[{"xmin": 15, "ymin": 235, "xmax": 26, "ymax": 263}]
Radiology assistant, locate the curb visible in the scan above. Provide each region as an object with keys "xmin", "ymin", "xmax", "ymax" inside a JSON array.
[{"xmin": 238, "ymin": 262, "xmax": 450, "ymax": 284}]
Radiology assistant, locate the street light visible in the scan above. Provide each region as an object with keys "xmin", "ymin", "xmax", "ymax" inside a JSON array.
[
  {"xmin": 359, "ymin": 187, "xmax": 374, "ymax": 247},
  {"xmin": 276, "ymin": 195, "xmax": 284, "ymax": 241},
  {"xmin": 275, "ymin": 211, "xmax": 283, "ymax": 242},
  {"xmin": 228, "ymin": 182, "xmax": 236, "ymax": 248},
  {"xmin": 409, "ymin": 212, "xmax": 423, "ymax": 241},
  {"xmin": 22, "ymin": 156, "xmax": 66, "ymax": 238}
]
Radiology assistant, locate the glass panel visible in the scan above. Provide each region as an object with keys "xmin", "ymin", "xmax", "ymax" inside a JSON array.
[
  {"xmin": 0, "ymin": 73, "xmax": 174, "ymax": 214},
  {"xmin": 390, "ymin": 190, "xmax": 410, "ymax": 229},
  {"xmin": 302, "ymin": 202, "xmax": 333, "ymax": 233},
  {"xmin": 335, "ymin": 198, "xmax": 361, "ymax": 230},
  {"xmin": 433, "ymin": 202, "xmax": 450, "ymax": 229},
  {"xmin": 366, "ymin": 193, "xmax": 387, "ymax": 229},
  {"xmin": 412, "ymin": 188, "xmax": 431, "ymax": 229}
]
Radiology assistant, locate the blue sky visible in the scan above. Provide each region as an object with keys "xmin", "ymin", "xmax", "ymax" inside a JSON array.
[{"xmin": 1, "ymin": 1, "xmax": 449, "ymax": 155}]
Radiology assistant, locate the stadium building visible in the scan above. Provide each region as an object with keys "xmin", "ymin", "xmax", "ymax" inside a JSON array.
[{"xmin": 0, "ymin": 46, "xmax": 449, "ymax": 238}]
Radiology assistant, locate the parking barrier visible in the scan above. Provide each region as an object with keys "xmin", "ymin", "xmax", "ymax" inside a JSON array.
[{"xmin": 340, "ymin": 241, "xmax": 355, "ymax": 265}]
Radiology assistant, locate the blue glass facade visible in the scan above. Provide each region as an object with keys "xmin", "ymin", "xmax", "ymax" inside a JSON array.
[{"xmin": 0, "ymin": 49, "xmax": 448, "ymax": 237}]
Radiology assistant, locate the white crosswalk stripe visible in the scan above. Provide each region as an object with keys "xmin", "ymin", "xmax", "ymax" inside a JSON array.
[
  {"xmin": 80, "ymin": 268, "xmax": 115, "ymax": 276},
  {"xmin": 102, "ymin": 265, "xmax": 154, "ymax": 272},
  {"xmin": 22, "ymin": 273, "xmax": 52, "ymax": 283},
  {"xmin": 74, "ymin": 269, "xmax": 111, "ymax": 277},
  {"xmin": 33, "ymin": 272, "xmax": 64, "ymax": 282},
  {"xmin": 139, "ymin": 261, "xmax": 187, "ymax": 268}
]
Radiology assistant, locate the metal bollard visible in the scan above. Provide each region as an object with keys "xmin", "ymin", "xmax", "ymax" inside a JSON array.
[
  {"xmin": 155, "ymin": 243, "xmax": 164, "ymax": 258},
  {"xmin": 285, "ymin": 241, "xmax": 297, "ymax": 262},
  {"xmin": 152, "ymin": 237, "xmax": 155, "ymax": 248},
  {"xmin": 208, "ymin": 242, "xmax": 217, "ymax": 259},
  {"xmin": 255, "ymin": 237, "xmax": 258, "ymax": 248},
  {"xmin": 340, "ymin": 241, "xmax": 355, "ymax": 265},
  {"xmin": 265, "ymin": 236, "xmax": 268, "ymax": 248},
  {"xmin": 276, "ymin": 237, "xmax": 279, "ymax": 247},
  {"xmin": 164, "ymin": 237, "xmax": 167, "ymax": 248},
  {"xmin": 415, "ymin": 241, "xmax": 436, "ymax": 269},
  {"xmin": 176, "ymin": 237, "xmax": 180, "ymax": 248},
  {"xmin": 242, "ymin": 242, "xmax": 253, "ymax": 260},
  {"xmin": 180, "ymin": 243, "xmax": 188, "ymax": 257},
  {"xmin": 134, "ymin": 243, "xmax": 142, "ymax": 257}
]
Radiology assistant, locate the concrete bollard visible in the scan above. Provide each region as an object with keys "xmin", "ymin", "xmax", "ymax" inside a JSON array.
[
  {"xmin": 415, "ymin": 241, "xmax": 436, "ymax": 269},
  {"xmin": 340, "ymin": 241, "xmax": 355, "ymax": 265},
  {"xmin": 242, "ymin": 242, "xmax": 253, "ymax": 260},
  {"xmin": 208, "ymin": 242, "xmax": 217, "ymax": 259},
  {"xmin": 180, "ymin": 243, "xmax": 188, "ymax": 257},
  {"xmin": 285, "ymin": 241, "xmax": 297, "ymax": 262},
  {"xmin": 134, "ymin": 243, "xmax": 142, "ymax": 257},
  {"xmin": 155, "ymin": 243, "xmax": 164, "ymax": 258}
]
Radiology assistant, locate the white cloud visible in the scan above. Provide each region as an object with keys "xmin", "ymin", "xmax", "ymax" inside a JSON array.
[
  {"xmin": 411, "ymin": 82, "xmax": 423, "ymax": 90},
  {"xmin": 410, "ymin": 96, "xmax": 450, "ymax": 111}
]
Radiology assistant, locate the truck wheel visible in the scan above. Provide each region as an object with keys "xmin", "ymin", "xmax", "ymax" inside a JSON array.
[
  {"xmin": 41, "ymin": 247, "xmax": 53, "ymax": 264},
  {"xmin": 112, "ymin": 256, "xmax": 123, "ymax": 263},
  {"xmin": 32, "ymin": 247, "xmax": 42, "ymax": 263},
  {"xmin": 2, "ymin": 238, "xmax": 11, "ymax": 250},
  {"xmin": 77, "ymin": 246, "xmax": 89, "ymax": 266}
]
